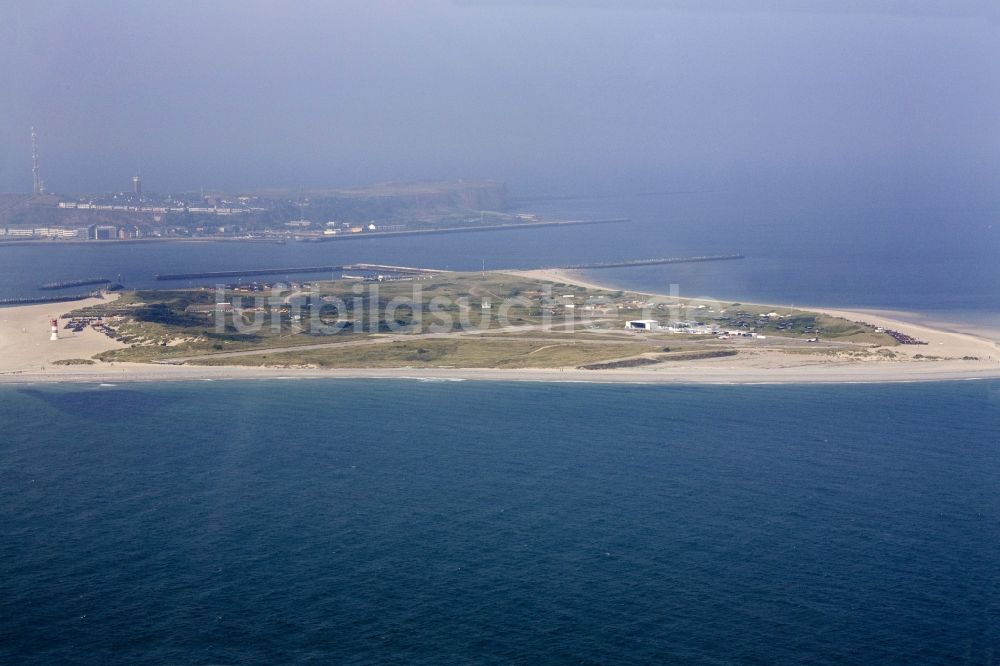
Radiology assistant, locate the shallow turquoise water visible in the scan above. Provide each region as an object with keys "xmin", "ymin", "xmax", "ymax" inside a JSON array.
[{"xmin": 2, "ymin": 379, "xmax": 999, "ymax": 664}]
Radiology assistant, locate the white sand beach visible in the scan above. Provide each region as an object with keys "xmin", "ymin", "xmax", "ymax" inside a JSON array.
[{"xmin": 0, "ymin": 297, "xmax": 125, "ymax": 375}]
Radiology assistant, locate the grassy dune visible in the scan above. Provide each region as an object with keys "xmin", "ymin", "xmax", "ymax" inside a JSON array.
[
  {"xmin": 190, "ymin": 339, "xmax": 652, "ymax": 369},
  {"xmin": 66, "ymin": 272, "xmax": 898, "ymax": 369}
]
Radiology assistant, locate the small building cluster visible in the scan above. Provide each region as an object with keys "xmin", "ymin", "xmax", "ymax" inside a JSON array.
[
  {"xmin": 321, "ymin": 221, "xmax": 383, "ymax": 236},
  {"xmin": 0, "ymin": 226, "xmax": 81, "ymax": 239},
  {"xmin": 87, "ymin": 223, "xmax": 143, "ymax": 240},
  {"xmin": 625, "ymin": 319, "xmax": 769, "ymax": 340}
]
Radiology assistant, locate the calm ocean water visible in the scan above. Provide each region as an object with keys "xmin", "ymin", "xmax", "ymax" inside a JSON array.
[
  {"xmin": 2, "ymin": 192, "xmax": 997, "ymax": 324},
  {"xmin": 2, "ymin": 379, "xmax": 999, "ymax": 664}
]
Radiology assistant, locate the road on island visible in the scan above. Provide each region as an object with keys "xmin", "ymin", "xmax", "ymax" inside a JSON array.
[{"xmin": 156, "ymin": 319, "xmax": 852, "ymax": 365}]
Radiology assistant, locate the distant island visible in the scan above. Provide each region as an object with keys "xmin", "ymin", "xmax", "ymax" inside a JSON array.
[
  {"xmin": 2, "ymin": 269, "xmax": 998, "ymax": 385},
  {"xmin": 0, "ymin": 180, "xmax": 619, "ymax": 244}
]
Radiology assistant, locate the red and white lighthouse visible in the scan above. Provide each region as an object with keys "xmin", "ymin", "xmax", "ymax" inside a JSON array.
[{"xmin": 50, "ymin": 318, "xmax": 59, "ymax": 341}]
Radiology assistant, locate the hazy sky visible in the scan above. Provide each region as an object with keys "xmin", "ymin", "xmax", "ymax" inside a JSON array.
[{"xmin": 1, "ymin": 0, "xmax": 997, "ymax": 197}]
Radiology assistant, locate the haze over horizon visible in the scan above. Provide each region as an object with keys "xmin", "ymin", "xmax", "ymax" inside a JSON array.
[{"xmin": 2, "ymin": 0, "xmax": 998, "ymax": 204}]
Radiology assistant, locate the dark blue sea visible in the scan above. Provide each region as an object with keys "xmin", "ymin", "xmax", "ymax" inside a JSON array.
[
  {"xmin": 3, "ymin": 188, "xmax": 999, "ymax": 662},
  {"xmin": 2, "ymin": 379, "xmax": 1000, "ymax": 664}
]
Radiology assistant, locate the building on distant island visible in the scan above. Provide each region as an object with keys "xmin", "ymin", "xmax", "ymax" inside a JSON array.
[
  {"xmin": 88, "ymin": 224, "xmax": 119, "ymax": 241},
  {"xmin": 0, "ymin": 226, "xmax": 81, "ymax": 239},
  {"xmin": 3, "ymin": 179, "xmax": 516, "ymax": 242}
]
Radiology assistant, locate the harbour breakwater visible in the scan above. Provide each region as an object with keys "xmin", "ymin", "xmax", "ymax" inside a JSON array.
[
  {"xmin": 301, "ymin": 218, "xmax": 628, "ymax": 243},
  {"xmin": 156, "ymin": 255, "xmax": 743, "ymax": 282},
  {"xmin": 559, "ymin": 254, "xmax": 745, "ymax": 270},
  {"xmin": 155, "ymin": 266, "xmax": 343, "ymax": 281},
  {"xmin": 39, "ymin": 278, "xmax": 111, "ymax": 291},
  {"xmin": 155, "ymin": 263, "xmax": 445, "ymax": 281},
  {"xmin": 0, "ymin": 293, "xmax": 93, "ymax": 307}
]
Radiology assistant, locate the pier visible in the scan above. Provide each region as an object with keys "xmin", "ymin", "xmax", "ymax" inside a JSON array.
[
  {"xmin": 153, "ymin": 255, "xmax": 742, "ymax": 283},
  {"xmin": 558, "ymin": 254, "xmax": 745, "ymax": 270},
  {"xmin": 154, "ymin": 263, "xmax": 448, "ymax": 282},
  {"xmin": 155, "ymin": 266, "xmax": 344, "ymax": 281},
  {"xmin": 303, "ymin": 218, "xmax": 627, "ymax": 243},
  {"xmin": 343, "ymin": 263, "xmax": 446, "ymax": 275},
  {"xmin": 0, "ymin": 294, "xmax": 94, "ymax": 307},
  {"xmin": 39, "ymin": 277, "xmax": 111, "ymax": 291}
]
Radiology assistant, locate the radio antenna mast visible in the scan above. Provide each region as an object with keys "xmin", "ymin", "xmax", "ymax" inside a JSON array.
[{"xmin": 31, "ymin": 127, "xmax": 44, "ymax": 195}]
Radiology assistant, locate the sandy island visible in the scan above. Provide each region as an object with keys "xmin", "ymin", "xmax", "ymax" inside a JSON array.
[{"xmin": 2, "ymin": 277, "xmax": 999, "ymax": 385}]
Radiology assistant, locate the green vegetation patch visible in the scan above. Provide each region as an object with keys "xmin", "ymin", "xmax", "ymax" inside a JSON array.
[
  {"xmin": 73, "ymin": 275, "xmax": 889, "ymax": 370},
  {"xmin": 52, "ymin": 358, "xmax": 96, "ymax": 365},
  {"xmin": 190, "ymin": 339, "xmax": 650, "ymax": 369}
]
